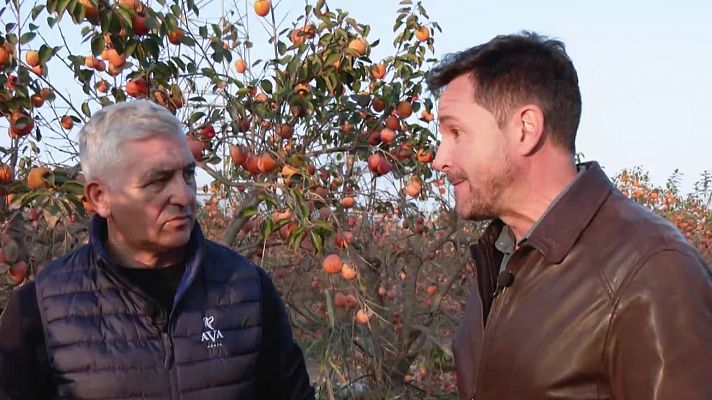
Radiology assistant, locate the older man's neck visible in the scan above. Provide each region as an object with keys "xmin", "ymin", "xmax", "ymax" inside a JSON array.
[
  {"xmin": 106, "ymin": 236, "xmax": 187, "ymax": 269},
  {"xmin": 500, "ymin": 156, "xmax": 578, "ymax": 243}
]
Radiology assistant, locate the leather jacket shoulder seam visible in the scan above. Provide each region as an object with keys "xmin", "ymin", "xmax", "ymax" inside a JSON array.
[
  {"xmin": 597, "ymin": 269, "xmax": 615, "ymax": 301},
  {"xmin": 599, "ymin": 246, "xmax": 680, "ymax": 373}
]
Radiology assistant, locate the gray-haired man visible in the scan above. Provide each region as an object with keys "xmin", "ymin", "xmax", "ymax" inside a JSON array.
[{"xmin": 0, "ymin": 100, "xmax": 315, "ymax": 399}]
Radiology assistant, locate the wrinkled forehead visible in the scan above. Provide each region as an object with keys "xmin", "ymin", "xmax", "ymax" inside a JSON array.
[{"xmin": 119, "ymin": 134, "xmax": 193, "ymax": 173}]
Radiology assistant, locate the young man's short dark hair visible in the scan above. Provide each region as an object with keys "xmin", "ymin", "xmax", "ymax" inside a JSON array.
[{"xmin": 427, "ymin": 31, "xmax": 582, "ymax": 153}]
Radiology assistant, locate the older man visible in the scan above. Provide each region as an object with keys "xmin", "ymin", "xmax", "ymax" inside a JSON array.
[
  {"xmin": 0, "ymin": 100, "xmax": 315, "ymax": 399},
  {"xmin": 428, "ymin": 32, "xmax": 712, "ymax": 399}
]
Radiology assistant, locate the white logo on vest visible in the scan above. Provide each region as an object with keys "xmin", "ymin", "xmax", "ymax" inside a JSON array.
[{"xmin": 201, "ymin": 315, "xmax": 224, "ymax": 349}]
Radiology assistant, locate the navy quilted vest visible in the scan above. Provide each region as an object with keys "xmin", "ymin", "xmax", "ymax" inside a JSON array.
[{"xmin": 33, "ymin": 217, "xmax": 263, "ymax": 399}]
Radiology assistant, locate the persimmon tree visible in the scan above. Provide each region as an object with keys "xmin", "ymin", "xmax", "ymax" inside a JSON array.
[
  {"xmin": 0, "ymin": 0, "xmax": 710, "ymax": 398},
  {"xmin": 0, "ymin": 0, "xmax": 467, "ymax": 397}
]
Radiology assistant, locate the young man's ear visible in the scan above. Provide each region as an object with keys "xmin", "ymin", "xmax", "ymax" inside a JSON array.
[{"xmin": 513, "ymin": 105, "xmax": 545, "ymax": 156}]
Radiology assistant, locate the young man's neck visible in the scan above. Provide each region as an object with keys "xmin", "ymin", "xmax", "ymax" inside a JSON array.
[{"xmin": 500, "ymin": 157, "xmax": 578, "ymax": 243}]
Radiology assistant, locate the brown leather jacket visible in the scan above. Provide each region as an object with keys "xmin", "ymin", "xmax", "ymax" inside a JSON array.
[{"xmin": 453, "ymin": 161, "xmax": 712, "ymax": 400}]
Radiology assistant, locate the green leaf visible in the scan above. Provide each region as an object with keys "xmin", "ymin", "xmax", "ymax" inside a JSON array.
[
  {"xmin": 198, "ymin": 25, "xmax": 208, "ymax": 39},
  {"xmin": 260, "ymin": 79, "xmax": 273, "ymax": 94},
  {"xmin": 145, "ymin": 16, "xmax": 160, "ymax": 31},
  {"xmin": 59, "ymin": 197, "xmax": 77, "ymax": 216},
  {"xmin": 262, "ymin": 218, "xmax": 274, "ymax": 241},
  {"xmin": 77, "ymin": 68, "xmax": 94, "ymax": 85},
  {"xmin": 38, "ymin": 45, "xmax": 53, "ymax": 63},
  {"xmin": 81, "ymin": 102, "xmax": 91, "ymax": 117},
  {"xmin": 61, "ymin": 180, "xmax": 85, "ymax": 196},
  {"xmin": 113, "ymin": 87, "xmax": 126, "ymax": 102},
  {"xmin": 287, "ymin": 226, "xmax": 306, "ymax": 250},
  {"xmin": 182, "ymin": 36, "xmax": 196, "ymax": 47},
  {"xmin": 115, "ymin": 6, "xmax": 133, "ymax": 25},
  {"xmin": 255, "ymin": 103, "xmax": 270, "ymax": 119},
  {"xmin": 124, "ymin": 40, "xmax": 139, "ymax": 57},
  {"xmin": 211, "ymin": 48, "xmax": 223, "ymax": 63},
  {"xmin": 311, "ymin": 230, "xmax": 324, "ymax": 254},
  {"xmin": 324, "ymin": 52, "xmax": 341, "ymax": 67},
  {"xmin": 239, "ymin": 206, "xmax": 258, "ymax": 219},
  {"xmin": 210, "ymin": 23, "xmax": 221, "ymax": 37},
  {"xmin": 19, "ymin": 32, "xmax": 37, "ymax": 45},
  {"xmin": 171, "ymin": 56, "xmax": 186, "ymax": 70},
  {"xmin": 66, "ymin": 195, "xmax": 85, "ymax": 217},
  {"xmin": 278, "ymin": 41, "xmax": 287, "ymax": 56},
  {"xmin": 98, "ymin": 96, "xmax": 113, "ymax": 106},
  {"xmin": 142, "ymin": 38, "xmax": 160, "ymax": 60},
  {"xmin": 313, "ymin": 219, "xmax": 335, "ymax": 233},
  {"xmin": 10, "ymin": 191, "xmax": 44, "ymax": 211},
  {"xmin": 55, "ymin": 0, "xmax": 71, "ymax": 19},
  {"xmin": 90, "ymin": 34, "xmax": 104, "ymax": 56},
  {"xmin": 71, "ymin": 2, "xmax": 85, "ymax": 23},
  {"xmin": 188, "ymin": 112, "xmax": 205, "ymax": 125}
]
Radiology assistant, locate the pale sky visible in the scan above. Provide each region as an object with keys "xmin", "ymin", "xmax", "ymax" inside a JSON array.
[
  {"xmin": 324, "ymin": 0, "xmax": 712, "ymax": 192},
  {"xmin": 2, "ymin": 0, "xmax": 710, "ymax": 192}
]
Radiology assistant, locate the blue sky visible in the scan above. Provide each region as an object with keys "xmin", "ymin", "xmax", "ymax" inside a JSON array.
[
  {"xmin": 2, "ymin": 0, "xmax": 710, "ymax": 192},
  {"xmin": 322, "ymin": 0, "xmax": 711, "ymax": 192}
]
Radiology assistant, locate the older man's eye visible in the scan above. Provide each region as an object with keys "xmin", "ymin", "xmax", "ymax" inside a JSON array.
[
  {"xmin": 183, "ymin": 170, "xmax": 195, "ymax": 183},
  {"xmin": 146, "ymin": 174, "xmax": 170, "ymax": 186}
]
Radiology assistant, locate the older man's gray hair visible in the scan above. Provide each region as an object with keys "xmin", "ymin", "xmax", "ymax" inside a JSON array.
[{"xmin": 78, "ymin": 100, "xmax": 185, "ymax": 183}]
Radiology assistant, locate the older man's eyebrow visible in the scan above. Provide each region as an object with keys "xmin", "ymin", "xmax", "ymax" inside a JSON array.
[
  {"xmin": 180, "ymin": 162, "xmax": 197, "ymax": 172},
  {"xmin": 141, "ymin": 162, "xmax": 196, "ymax": 181}
]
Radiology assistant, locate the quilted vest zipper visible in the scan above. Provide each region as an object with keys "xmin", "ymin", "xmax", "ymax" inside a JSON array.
[
  {"xmin": 161, "ymin": 330, "xmax": 177, "ymax": 398},
  {"xmin": 164, "ymin": 276, "xmax": 188, "ymax": 399}
]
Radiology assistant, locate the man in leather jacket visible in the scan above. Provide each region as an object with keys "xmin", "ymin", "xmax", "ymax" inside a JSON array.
[
  {"xmin": 0, "ymin": 100, "xmax": 315, "ymax": 399},
  {"xmin": 427, "ymin": 32, "xmax": 712, "ymax": 400}
]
